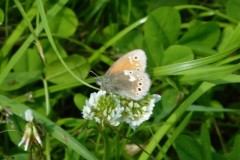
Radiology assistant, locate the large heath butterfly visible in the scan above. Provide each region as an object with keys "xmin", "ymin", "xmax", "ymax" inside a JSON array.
[{"xmin": 97, "ymin": 49, "xmax": 151, "ymax": 100}]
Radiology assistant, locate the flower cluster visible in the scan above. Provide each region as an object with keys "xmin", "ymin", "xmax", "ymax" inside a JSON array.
[
  {"xmin": 82, "ymin": 91, "xmax": 161, "ymax": 129},
  {"xmin": 18, "ymin": 109, "xmax": 42, "ymax": 151}
]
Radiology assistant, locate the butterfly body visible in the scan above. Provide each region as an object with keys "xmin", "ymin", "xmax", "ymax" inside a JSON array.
[{"xmin": 97, "ymin": 49, "xmax": 151, "ymax": 100}]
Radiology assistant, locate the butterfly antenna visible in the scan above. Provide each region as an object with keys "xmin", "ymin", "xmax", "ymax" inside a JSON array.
[
  {"xmin": 90, "ymin": 71, "xmax": 101, "ymax": 85},
  {"xmin": 90, "ymin": 71, "xmax": 99, "ymax": 77}
]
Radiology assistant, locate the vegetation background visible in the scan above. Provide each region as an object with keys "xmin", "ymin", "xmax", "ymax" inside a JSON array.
[{"xmin": 0, "ymin": 0, "xmax": 240, "ymax": 159}]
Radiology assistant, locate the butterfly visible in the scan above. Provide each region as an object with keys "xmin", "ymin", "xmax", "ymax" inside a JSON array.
[{"xmin": 97, "ymin": 49, "xmax": 151, "ymax": 100}]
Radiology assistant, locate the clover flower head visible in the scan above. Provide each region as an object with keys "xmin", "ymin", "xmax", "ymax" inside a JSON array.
[
  {"xmin": 82, "ymin": 90, "xmax": 161, "ymax": 129},
  {"xmin": 82, "ymin": 90, "xmax": 124, "ymax": 127},
  {"xmin": 121, "ymin": 94, "xmax": 161, "ymax": 130}
]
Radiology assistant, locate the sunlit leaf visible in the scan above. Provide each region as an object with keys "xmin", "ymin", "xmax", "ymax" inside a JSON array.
[
  {"xmin": 49, "ymin": 7, "xmax": 78, "ymax": 37},
  {"xmin": 45, "ymin": 54, "xmax": 90, "ymax": 84}
]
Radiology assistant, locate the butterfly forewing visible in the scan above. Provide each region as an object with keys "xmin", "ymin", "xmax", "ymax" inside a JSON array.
[{"xmin": 106, "ymin": 49, "xmax": 147, "ymax": 74}]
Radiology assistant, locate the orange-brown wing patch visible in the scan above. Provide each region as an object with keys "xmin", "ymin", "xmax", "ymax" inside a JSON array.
[
  {"xmin": 106, "ymin": 58, "xmax": 139, "ymax": 74},
  {"xmin": 106, "ymin": 49, "xmax": 147, "ymax": 74}
]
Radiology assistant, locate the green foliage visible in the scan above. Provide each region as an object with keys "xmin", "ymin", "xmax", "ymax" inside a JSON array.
[
  {"xmin": 45, "ymin": 54, "xmax": 90, "ymax": 84},
  {"xmin": 0, "ymin": 8, "xmax": 4, "ymax": 24},
  {"xmin": 0, "ymin": 0, "xmax": 240, "ymax": 159}
]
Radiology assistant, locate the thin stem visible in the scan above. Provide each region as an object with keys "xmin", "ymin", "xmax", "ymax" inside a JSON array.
[{"xmin": 213, "ymin": 118, "xmax": 228, "ymax": 153}]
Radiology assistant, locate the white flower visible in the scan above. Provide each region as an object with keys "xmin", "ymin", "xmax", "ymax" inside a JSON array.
[
  {"xmin": 18, "ymin": 110, "xmax": 42, "ymax": 151},
  {"xmin": 82, "ymin": 90, "xmax": 161, "ymax": 129},
  {"xmin": 122, "ymin": 94, "xmax": 161, "ymax": 130},
  {"xmin": 25, "ymin": 109, "xmax": 33, "ymax": 122},
  {"xmin": 18, "ymin": 124, "xmax": 32, "ymax": 151},
  {"xmin": 82, "ymin": 90, "xmax": 124, "ymax": 127},
  {"xmin": 32, "ymin": 125, "xmax": 42, "ymax": 146}
]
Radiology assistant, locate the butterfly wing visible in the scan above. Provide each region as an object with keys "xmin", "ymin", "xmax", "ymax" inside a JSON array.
[
  {"xmin": 106, "ymin": 49, "xmax": 147, "ymax": 74},
  {"xmin": 98, "ymin": 49, "xmax": 151, "ymax": 100},
  {"xmin": 102, "ymin": 70, "xmax": 151, "ymax": 100}
]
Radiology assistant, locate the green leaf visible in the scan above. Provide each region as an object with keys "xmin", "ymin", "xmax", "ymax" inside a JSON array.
[
  {"xmin": 102, "ymin": 23, "xmax": 119, "ymax": 41},
  {"xmin": 114, "ymin": 30, "xmax": 144, "ymax": 53},
  {"xmin": 94, "ymin": 23, "xmax": 119, "ymax": 43},
  {"xmin": 144, "ymin": 7, "xmax": 181, "ymax": 67},
  {"xmin": 0, "ymin": 8, "xmax": 4, "ymax": 24},
  {"xmin": 226, "ymin": 135, "xmax": 240, "ymax": 160},
  {"xmin": 49, "ymin": 7, "xmax": 78, "ymax": 37},
  {"xmin": 162, "ymin": 45, "xmax": 194, "ymax": 65},
  {"xmin": 144, "ymin": 36, "xmax": 164, "ymax": 67},
  {"xmin": 0, "ymin": 71, "xmax": 42, "ymax": 91},
  {"xmin": 64, "ymin": 148, "xmax": 81, "ymax": 160},
  {"xmin": 41, "ymin": 39, "xmax": 68, "ymax": 64},
  {"xmin": 200, "ymin": 123, "xmax": 212, "ymax": 160},
  {"xmin": 218, "ymin": 23, "xmax": 240, "ymax": 51},
  {"xmin": 13, "ymin": 48, "xmax": 43, "ymax": 72},
  {"xmin": 217, "ymin": 27, "xmax": 234, "ymax": 51},
  {"xmin": 6, "ymin": 114, "xmax": 25, "ymax": 148},
  {"xmin": 12, "ymin": 154, "xmax": 29, "ymax": 160},
  {"xmin": 183, "ymin": 44, "xmax": 217, "ymax": 57},
  {"xmin": 212, "ymin": 153, "xmax": 227, "ymax": 160},
  {"xmin": 178, "ymin": 22, "xmax": 220, "ymax": 48},
  {"xmin": 158, "ymin": 88, "xmax": 180, "ymax": 119},
  {"xmin": 45, "ymin": 54, "xmax": 90, "ymax": 84},
  {"xmin": 175, "ymin": 135, "xmax": 204, "ymax": 160},
  {"xmin": 57, "ymin": 117, "xmax": 83, "ymax": 128},
  {"xmin": 145, "ymin": 7, "xmax": 181, "ymax": 47},
  {"xmin": 226, "ymin": 0, "xmax": 240, "ymax": 21},
  {"xmin": 74, "ymin": 93, "xmax": 88, "ymax": 111}
]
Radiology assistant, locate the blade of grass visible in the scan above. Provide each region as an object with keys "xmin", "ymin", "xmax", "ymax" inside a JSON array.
[
  {"xmin": 141, "ymin": 73, "xmax": 240, "ymax": 159},
  {"xmin": 156, "ymin": 112, "xmax": 193, "ymax": 160},
  {"xmin": 0, "ymin": 0, "xmax": 68, "ymax": 86},
  {"xmin": 12, "ymin": 77, "xmax": 96, "ymax": 103},
  {"xmin": 13, "ymin": 73, "xmax": 240, "ymax": 103},
  {"xmin": 42, "ymin": 78, "xmax": 50, "ymax": 116},
  {"xmin": 175, "ymin": 5, "xmax": 238, "ymax": 24},
  {"xmin": 152, "ymin": 22, "xmax": 240, "ymax": 76},
  {"xmin": 14, "ymin": 0, "xmax": 46, "ymax": 64},
  {"xmin": 152, "ymin": 46, "xmax": 239, "ymax": 77},
  {"xmin": 179, "ymin": 64, "xmax": 240, "ymax": 82},
  {"xmin": 4, "ymin": 0, "xmax": 9, "ymax": 38},
  {"xmin": 139, "ymin": 81, "xmax": 216, "ymax": 160},
  {"xmin": 88, "ymin": 17, "xmax": 147, "ymax": 64},
  {"xmin": 14, "ymin": 0, "xmax": 38, "ymax": 39},
  {"xmin": 0, "ymin": 94, "xmax": 98, "ymax": 160},
  {"xmin": 215, "ymin": 74, "xmax": 240, "ymax": 84},
  {"xmin": 85, "ymin": 0, "xmax": 108, "ymax": 23},
  {"xmin": 37, "ymin": 0, "xmax": 98, "ymax": 90},
  {"xmin": 187, "ymin": 105, "xmax": 240, "ymax": 113},
  {"xmin": 201, "ymin": 123, "xmax": 212, "ymax": 160},
  {"xmin": 1, "ymin": 1, "xmax": 37, "ymax": 59}
]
